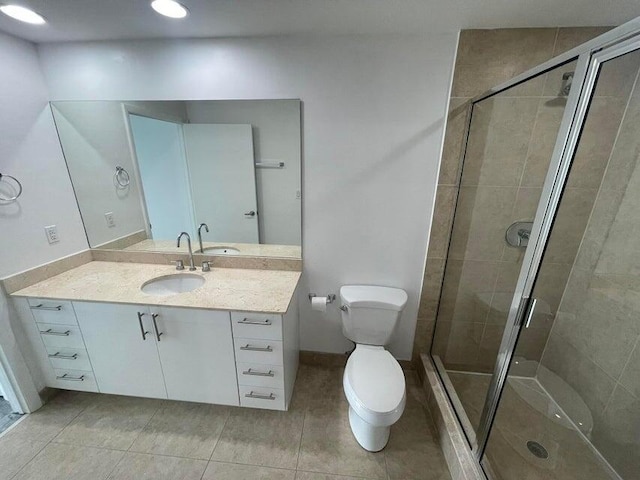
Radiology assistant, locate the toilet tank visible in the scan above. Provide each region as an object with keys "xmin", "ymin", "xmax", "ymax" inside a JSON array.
[{"xmin": 340, "ymin": 285, "xmax": 408, "ymax": 346}]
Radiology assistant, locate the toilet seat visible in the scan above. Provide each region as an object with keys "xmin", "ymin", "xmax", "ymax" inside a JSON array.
[{"xmin": 343, "ymin": 345, "xmax": 406, "ymax": 427}]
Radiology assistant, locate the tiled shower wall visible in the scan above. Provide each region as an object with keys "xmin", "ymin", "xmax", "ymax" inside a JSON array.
[
  {"xmin": 539, "ymin": 60, "xmax": 640, "ymax": 478},
  {"xmin": 413, "ymin": 27, "xmax": 610, "ymax": 366}
]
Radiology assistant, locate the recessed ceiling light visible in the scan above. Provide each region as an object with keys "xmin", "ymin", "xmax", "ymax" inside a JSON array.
[
  {"xmin": 151, "ymin": 0, "xmax": 188, "ymax": 19},
  {"xmin": 0, "ymin": 4, "xmax": 46, "ymax": 24}
]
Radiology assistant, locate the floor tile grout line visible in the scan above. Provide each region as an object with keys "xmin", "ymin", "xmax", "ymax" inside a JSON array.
[
  {"xmin": 123, "ymin": 400, "xmax": 165, "ymax": 453},
  {"xmin": 207, "ymin": 407, "xmax": 232, "ymax": 462},
  {"xmin": 294, "ymin": 408, "xmax": 307, "ymax": 471}
]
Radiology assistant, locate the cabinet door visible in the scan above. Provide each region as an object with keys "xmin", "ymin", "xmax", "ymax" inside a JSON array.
[
  {"xmin": 74, "ymin": 302, "xmax": 167, "ymax": 399},
  {"xmin": 151, "ymin": 307, "xmax": 239, "ymax": 405}
]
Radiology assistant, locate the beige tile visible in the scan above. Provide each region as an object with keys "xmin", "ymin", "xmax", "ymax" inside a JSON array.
[
  {"xmin": 211, "ymin": 407, "xmax": 304, "ymax": 470},
  {"xmin": 462, "ymin": 97, "xmax": 539, "ymax": 187},
  {"xmin": 591, "ymin": 385, "xmax": 640, "ymax": 479},
  {"xmin": 129, "ymin": 401, "xmax": 230, "ymax": 460},
  {"xmin": 12, "ymin": 443, "xmax": 124, "ymax": 480},
  {"xmin": 501, "ymin": 187, "xmax": 543, "ymax": 263},
  {"xmin": 107, "ymin": 452, "xmax": 206, "ymax": 480},
  {"xmin": 592, "ymin": 48, "xmax": 640, "ymax": 98},
  {"xmin": 3, "ymin": 392, "xmax": 89, "ymax": 443},
  {"xmin": 53, "ymin": 394, "xmax": 162, "ymax": 450},
  {"xmin": 0, "ymin": 434, "xmax": 47, "ymax": 480},
  {"xmin": 432, "ymin": 322, "xmax": 483, "ymax": 369},
  {"xmin": 427, "ymin": 186, "xmax": 458, "ymax": 259},
  {"xmin": 477, "ymin": 325, "xmax": 505, "ymax": 371},
  {"xmin": 439, "ymin": 98, "xmax": 470, "ymax": 186},
  {"xmin": 204, "ymin": 462, "xmax": 295, "ymax": 480},
  {"xmin": 512, "ymin": 326, "xmax": 550, "ymax": 363},
  {"xmin": 448, "ymin": 186, "xmax": 518, "ymax": 261},
  {"xmin": 290, "ymin": 365, "xmax": 345, "ymax": 412},
  {"xmin": 567, "ymin": 96, "xmax": 628, "ymax": 189},
  {"xmin": 541, "ymin": 59, "xmax": 580, "ymax": 99},
  {"xmin": 297, "ymin": 403, "xmax": 387, "ymax": 479},
  {"xmin": 417, "ymin": 257, "xmax": 446, "ymax": 320},
  {"xmin": 452, "ymin": 63, "xmax": 546, "ymax": 98},
  {"xmin": 384, "ymin": 404, "xmax": 451, "ymax": 480},
  {"xmin": 438, "ymin": 260, "xmax": 499, "ymax": 324},
  {"xmin": 602, "ymin": 93, "xmax": 640, "ymax": 191},
  {"xmin": 553, "ymin": 27, "xmax": 611, "ymax": 55},
  {"xmin": 520, "ymin": 99, "xmax": 568, "ymax": 187}
]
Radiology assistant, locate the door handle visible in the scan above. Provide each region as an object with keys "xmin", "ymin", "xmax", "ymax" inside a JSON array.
[
  {"xmin": 151, "ymin": 313, "xmax": 163, "ymax": 342},
  {"xmin": 137, "ymin": 312, "xmax": 150, "ymax": 340},
  {"xmin": 524, "ymin": 298, "xmax": 538, "ymax": 329},
  {"xmin": 244, "ymin": 211, "xmax": 256, "ymax": 217}
]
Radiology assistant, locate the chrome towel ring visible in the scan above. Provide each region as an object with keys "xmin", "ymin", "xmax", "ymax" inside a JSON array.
[
  {"xmin": 114, "ymin": 166, "xmax": 130, "ymax": 188},
  {"xmin": 0, "ymin": 173, "xmax": 23, "ymax": 202}
]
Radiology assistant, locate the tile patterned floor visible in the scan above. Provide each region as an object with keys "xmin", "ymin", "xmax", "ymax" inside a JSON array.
[{"xmin": 0, "ymin": 365, "xmax": 450, "ymax": 480}]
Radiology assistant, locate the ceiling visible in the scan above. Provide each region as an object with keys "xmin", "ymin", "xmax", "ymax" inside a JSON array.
[{"xmin": 0, "ymin": 0, "xmax": 638, "ymax": 43}]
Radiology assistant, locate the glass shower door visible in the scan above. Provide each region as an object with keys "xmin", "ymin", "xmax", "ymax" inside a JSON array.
[
  {"xmin": 430, "ymin": 58, "xmax": 579, "ymax": 446},
  {"xmin": 482, "ymin": 43, "xmax": 640, "ymax": 480}
]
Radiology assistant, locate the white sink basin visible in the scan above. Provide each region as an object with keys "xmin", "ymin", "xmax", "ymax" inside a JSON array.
[
  {"xmin": 202, "ymin": 246, "xmax": 240, "ymax": 255},
  {"xmin": 141, "ymin": 274, "xmax": 205, "ymax": 296}
]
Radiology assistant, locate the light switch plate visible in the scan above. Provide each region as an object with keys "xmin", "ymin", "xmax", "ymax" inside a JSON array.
[
  {"xmin": 44, "ymin": 225, "xmax": 59, "ymax": 244},
  {"xmin": 105, "ymin": 212, "xmax": 116, "ymax": 228}
]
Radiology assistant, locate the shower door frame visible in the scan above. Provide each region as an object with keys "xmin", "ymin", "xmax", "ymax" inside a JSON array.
[{"xmin": 430, "ymin": 16, "xmax": 640, "ymax": 464}]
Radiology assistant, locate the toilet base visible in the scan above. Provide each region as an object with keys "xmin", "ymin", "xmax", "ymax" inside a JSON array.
[{"xmin": 348, "ymin": 406, "xmax": 391, "ymax": 452}]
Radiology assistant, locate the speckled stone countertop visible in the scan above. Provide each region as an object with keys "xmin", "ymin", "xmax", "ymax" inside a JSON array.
[{"xmin": 11, "ymin": 261, "xmax": 301, "ymax": 314}]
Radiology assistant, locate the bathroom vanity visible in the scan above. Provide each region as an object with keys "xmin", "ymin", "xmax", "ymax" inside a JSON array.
[{"xmin": 11, "ymin": 261, "xmax": 300, "ymax": 411}]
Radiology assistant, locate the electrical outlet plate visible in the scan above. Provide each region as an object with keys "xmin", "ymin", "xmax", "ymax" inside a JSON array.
[
  {"xmin": 44, "ymin": 225, "xmax": 59, "ymax": 244},
  {"xmin": 104, "ymin": 212, "xmax": 115, "ymax": 228}
]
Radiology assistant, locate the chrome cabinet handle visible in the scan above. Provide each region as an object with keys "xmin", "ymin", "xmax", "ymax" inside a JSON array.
[
  {"xmin": 137, "ymin": 312, "xmax": 150, "ymax": 340},
  {"xmin": 39, "ymin": 328, "xmax": 70, "ymax": 336},
  {"xmin": 243, "ymin": 368, "xmax": 274, "ymax": 377},
  {"xmin": 151, "ymin": 313, "xmax": 163, "ymax": 342},
  {"xmin": 240, "ymin": 344, "xmax": 273, "ymax": 352},
  {"xmin": 48, "ymin": 352, "xmax": 78, "ymax": 360},
  {"xmin": 31, "ymin": 304, "xmax": 62, "ymax": 311},
  {"xmin": 244, "ymin": 211, "xmax": 256, "ymax": 217},
  {"xmin": 245, "ymin": 391, "xmax": 276, "ymax": 400},
  {"xmin": 56, "ymin": 373, "xmax": 84, "ymax": 382},
  {"xmin": 238, "ymin": 318, "xmax": 272, "ymax": 326}
]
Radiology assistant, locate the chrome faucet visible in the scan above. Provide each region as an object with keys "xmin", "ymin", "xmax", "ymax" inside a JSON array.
[
  {"xmin": 176, "ymin": 232, "xmax": 196, "ymax": 271},
  {"xmin": 197, "ymin": 223, "xmax": 209, "ymax": 253}
]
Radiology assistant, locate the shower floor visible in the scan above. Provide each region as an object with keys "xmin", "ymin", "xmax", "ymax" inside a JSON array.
[
  {"xmin": 0, "ymin": 396, "xmax": 21, "ymax": 434},
  {"xmin": 446, "ymin": 371, "xmax": 617, "ymax": 480}
]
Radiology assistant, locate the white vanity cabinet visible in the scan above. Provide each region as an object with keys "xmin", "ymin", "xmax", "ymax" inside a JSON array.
[
  {"xmin": 16, "ymin": 293, "xmax": 298, "ymax": 411},
  {"xmin": 73, "ymin": 302, "xmax": 167, "ymax": 399}
]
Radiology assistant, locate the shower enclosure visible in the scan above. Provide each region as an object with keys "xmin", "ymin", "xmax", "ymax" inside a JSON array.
[{"xmin": 430, "ymin": 19, "xmax": 640, "ymax": 480}]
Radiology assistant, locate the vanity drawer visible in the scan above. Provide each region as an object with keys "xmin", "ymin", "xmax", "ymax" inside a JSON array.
[
  {"xmin": 45, "ymin": 346, "xmax": 92, "ymax": 372},
  {"xmin": 231, "ymin": 312, "xmax": 282, "ymax": 340},
  {"xmin": 38, "ymin": 323, "xmax": 85, "ymax": 349},
  {"xmin": 236, "ymin": 362, "xmax": 284, "ymax": 389},
  {"xmin": 28, "ymin": 299, "xmax": 77, "ymax": 325},
  {"xmin": 234, "ymin": 338, "xmax": 283, "ymax": 365},
  {"xmin": 239, "ymin": 385, "xmax": 285, "ymax": 411},
  {"xmin": 49, "ymin": 368, "xmax": 98, "ymax": 393}
]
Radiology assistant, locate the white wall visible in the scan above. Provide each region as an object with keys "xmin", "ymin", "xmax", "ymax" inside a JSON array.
[
  {"xmin": 0, "ymin": 32, "xmax": 89, "ymax": 411},
  {"xmin": 186, "ymin": 100, "xmax": 302, "ymax": 246},
  {"xmin": 38, "ymin": 34, "xmax": 457, "ymax": 360}
]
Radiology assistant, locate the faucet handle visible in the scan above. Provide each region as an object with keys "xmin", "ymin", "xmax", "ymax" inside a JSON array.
[
  {"xmin": 173, "ymin": 260, "xmax": 185, "ymax": 271},
  {"xmin": 202, "ymin": 261, "xmax": 211, "ymax": 272}
]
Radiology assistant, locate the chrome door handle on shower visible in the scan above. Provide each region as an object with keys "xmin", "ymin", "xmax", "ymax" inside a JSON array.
[
  {"xmin": 524, "ymin": 298, "xmax": 538, "ymax": 329},
  {"xmin": 151, "ymin": 313, "xmax": 163, "ymax": 341},
  {"xmin": 244, "ymin": 211, "xmax": 256, "ymax": 217}
]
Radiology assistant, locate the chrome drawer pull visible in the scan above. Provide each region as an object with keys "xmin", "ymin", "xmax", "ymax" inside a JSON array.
[
  {"xmin": 48, "ymin": 352, "xmax": 78, "ymax": 360},
  {"xmin": 56, "ymin": 373, "xmax": 84, "ymax": 382},
  {"xmin": 238, "ymin": 318, "xmax": 272, "ymax": 326},
  {"xmin": 245, "ymin": 391, "xmax": 276, "ymax": 400},
  {"xmin": 240, "ymin": 344, "xmax": 273, "ymax": 352},
  {"xmin": 243, "ymin": 368, "xmax": 275, "ymax": 377},
  {"xmin": 31, "ymin": 304, "xmax": 63, "ymax": 311},
  {"xmin": 40, "ymin": 328, "xmax": 71, "ymax": 336}
]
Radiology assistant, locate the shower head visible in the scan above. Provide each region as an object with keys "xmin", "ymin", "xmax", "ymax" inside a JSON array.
[{"xmin": 560, "ymin": 71, "xmax": 574, "ymax": 96}]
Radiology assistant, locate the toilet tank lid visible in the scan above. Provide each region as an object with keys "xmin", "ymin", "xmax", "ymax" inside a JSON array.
[{"xmin": 340, "ymin": 285, "xmax": 408, "ymax": 311}]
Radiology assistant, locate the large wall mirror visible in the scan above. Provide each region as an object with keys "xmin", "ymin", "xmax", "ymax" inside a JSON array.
[{"xmin": 51, "ymin": 99, "xmax": 302, "ymax": 259}]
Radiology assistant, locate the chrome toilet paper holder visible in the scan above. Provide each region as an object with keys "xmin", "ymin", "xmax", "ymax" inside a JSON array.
[{"xmin": 308, "ymin": 293, "xmax": 336, "ymax": 303}]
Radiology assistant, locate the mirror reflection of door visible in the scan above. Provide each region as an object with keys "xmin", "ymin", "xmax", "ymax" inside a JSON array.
[
  {"xmin": 183, "ymin": 124, "xmax": 259, "ymax": 244},
  {"xmin": 129, "ymin": 114, "xmax": 196, "ymax": 240}
]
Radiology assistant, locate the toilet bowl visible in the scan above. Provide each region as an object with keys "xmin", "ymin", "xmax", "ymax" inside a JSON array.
[
  {"xmin": 343, "ymin": 344, "xmax": 406, "ymax": 451},
  {"xmin": 339, "ymin": 285, "xmax": 408, "ymax": 451}
]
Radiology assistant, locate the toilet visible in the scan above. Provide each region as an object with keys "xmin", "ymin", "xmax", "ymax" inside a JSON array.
[{"xmin": 340, "ymin": 285, "xmax": 408, "ymax": 452}]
